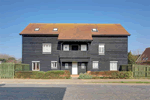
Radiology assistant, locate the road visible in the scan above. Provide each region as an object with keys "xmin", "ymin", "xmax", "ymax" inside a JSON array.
[{"xmin": 0, "ymin": 84, "xmax": 150, "ymax": 100}]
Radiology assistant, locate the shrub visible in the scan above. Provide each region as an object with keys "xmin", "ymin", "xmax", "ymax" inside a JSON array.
[
  {"xmin": 15, "ymin": 70, "xmax": 71, "ymax": 79},
  {"xmin": 31, "ymin": 71, "xmax": 45, "ymax": 79},
  {"xmin": 15, "ymin": 64, "xmax": 30, "ymax": 71},
  {"xmin": 15, "ymin": 71, "xmax": 32, "ymax": 79},
  {"xmin": 111, "ymin": 71, "xmax": 133, "ymax": 79},
  {"xmin": 78, "ymin": 73, "xmax": 93, "ymax": 79}
]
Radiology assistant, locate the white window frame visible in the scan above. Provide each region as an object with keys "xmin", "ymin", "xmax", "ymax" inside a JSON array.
[
  {"xmin": 32, "ymin": 61, "xmax": 40, "ymax": 71},
  {"xmin": 42, "ymin": 43, "xmax": 51, "ymax": 54},
  {"xmin": 63, "ymin": 45, "xmax": 69, "ymax": 51},
  {"xmin": 92, "ymin": 61, "xmax": 99, "ymax": 69},
  {"xmin": 35, "ymin": 28, "xmax": 39, "ymax": 31},
  {"xmin": 92, "ymin": 28, "xmax": 98, "ymax": 32},
  {"xmin": 110, "ymin": 61, "xmax": 118, "ymax": 71},
  {"xmin": 99, "ymin": 44, "xmax": 105, "ymax": 55},
  {"xmin": 53, "ymin": 28, "xmax": 58, "ymax": 31},
  {"xmin": 51, "ymin": 61, "xmax": 57, "ymax": 69},
  {"xmin": 65, "ymin": 63, "xmax": 69, "ymax": 69},
  {"xmin": 81, "ymin": 45, "xmax": 87, "ymax": 51},
  {"xmin": 81, "ymin": 63, "xmax": 85, "ymax": 69}
]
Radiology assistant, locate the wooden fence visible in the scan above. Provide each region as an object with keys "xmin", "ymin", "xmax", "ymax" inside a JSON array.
[
  {"xmin": 132, "ymin": 64, "xmax": 150, "ymax": 77},
  {"xmin": 0, "ymin": 63, "xmax": 14, "ymax": 79}
]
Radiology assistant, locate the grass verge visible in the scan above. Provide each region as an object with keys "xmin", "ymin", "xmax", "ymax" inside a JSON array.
[{"xmin": 89, "ymin": 81, "xmax": 150, "ymax": 84}]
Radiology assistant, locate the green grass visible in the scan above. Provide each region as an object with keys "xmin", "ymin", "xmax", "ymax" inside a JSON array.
[{"xmin": 89, "ymin": 81, "xmax": 150, "ymax": 84}]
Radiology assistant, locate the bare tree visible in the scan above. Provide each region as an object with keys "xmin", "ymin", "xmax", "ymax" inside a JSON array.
[{"xmin": 0, "ymin": 53, "xmax": 15, "ymax": 60}]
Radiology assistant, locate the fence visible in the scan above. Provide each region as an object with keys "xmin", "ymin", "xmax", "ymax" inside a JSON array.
[
  {"xmin": 132, "ymin": 64, "xmax": 150, "ymax": 77},
  {"xmin": 0, "ymin": 63, "xmax": 15, "ymax": 79},
  {"xmin": 0, "ymin": 63, "xmax": 30, "ymax": 79}
]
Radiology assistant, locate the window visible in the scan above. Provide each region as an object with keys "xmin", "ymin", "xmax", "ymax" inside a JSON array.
[
  {"xmin": 143, "ymin": 58, "xmax": 145, "ymax": 60},
  {"xmin": 43, "ymin": 43, "xmax": 51, "ymax": 54},
  {"xmin": 51, "ymin": 61, "xmax": 57, "ymax": 69},
  {"xmin": 93, "ymin": 61, "xmax": 98, "ymax": 69},
  {"xmin": 53, "ymin": 28, "xmax": 58, "ymax": 31},
  {"xmin": 35, "ymin": 28, "xmax": 39, "ymax": 31},
  {"xmin": 65, "ymin": 63, "xmax": 69, "ymax": 69},
  {"xmin": 72, "ymin": 45, "xmax": 78, "ymax": 51},
  {"xmin": 110, "ymin": 61, "xmax": 118, "ymax": 71},
  {"xmin": 146, "ymin": 57, "xmax": 148, "ymax": 60},
  {"xmin": 81, "ymin": 45, "xmax": 87, "ymax": 51},
  {"xmin": 92, "ymin": 28, "xmax": 98, "ymax": 32},
  {"xmin": 99, "ymin": 44, "xmax": 105, "ymax": 55},
  {"xmin": 32, "ymin": 61, "xmax": 40, "ymax": 71},
  {"xmin": 81, "ymin": 63, "xmax": 86, "ymax": 69},
  {"xmin": 63, "ymin": 45, "xmax": 69, "ymax": 51}
]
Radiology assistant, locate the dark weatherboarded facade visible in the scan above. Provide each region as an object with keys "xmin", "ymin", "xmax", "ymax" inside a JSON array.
[{"xmin": 20, "ymin": 23, "xmax": 130, "ymax": 75}]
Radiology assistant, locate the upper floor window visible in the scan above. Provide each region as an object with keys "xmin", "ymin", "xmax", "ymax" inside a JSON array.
[
  {"xmin": 93, "ymin": 61, "xmax": 98, "ymax": 69},
  {"xmin": 72, "ymin": 45, "xmax": 78, "ymax": 51},
  {"xmin": 63, "ymin": 45, "xmax": 69, "ymax": 51},
  {"xmin": 99, "ymin": 44, "xmax": 105, "ymax": 55},
  {"xmin": 43, "ymin": 43, "xmax": 51, "ymax": 54},
  {"xmin": 81, "ymin": 45, "xmax": 87, "ymax": 51},
  {"xmin": 51, "ymin": 61, "xmax": 57, "ymax": 69},
  {"xmin": 32, "ymin": 61, "xmax": 40, "ymax": 71}
]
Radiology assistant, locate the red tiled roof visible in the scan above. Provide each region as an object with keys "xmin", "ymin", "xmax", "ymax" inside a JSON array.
[
  {"xmin": 20, "ymin": 23, "xmax": 130, "ymax": 40},
  {"xmin": 136, "ymin": 48, "xmax": 150, "ymax": 63}
]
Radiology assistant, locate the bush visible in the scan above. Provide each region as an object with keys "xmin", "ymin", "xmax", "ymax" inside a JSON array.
[
  {"xmin": 31, "ymin": 71, "xmax": 45, "ymax": 79},
  {"xmin": 15, "ymin": 64, "xmax": 30, "ymax": 71},
  {"xmin": 111, "ymin": 71, "xmax": 133, "ymax": 79},
  {"xmin": 78, "ymin": 73, "xmax": 93, "ymax": 79},
  {"xmin": 120, "ymin": 64, "xmax": 132, "ymax": 71},
  {"xmin": 15, "ymin": 71, "xmax": 32, "ymax": 79},
  {"xmin": 14, "ymin": 70, "xmax": 71, "ymax": 79}
]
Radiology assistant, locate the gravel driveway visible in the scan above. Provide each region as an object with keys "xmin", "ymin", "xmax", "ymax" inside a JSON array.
[{"xmin": 0, "ymin": 84, "xmax": 150, "ymax": 100}]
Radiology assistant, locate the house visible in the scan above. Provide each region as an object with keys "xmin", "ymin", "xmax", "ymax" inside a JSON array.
[
  {"xmin": 136, "ymin": 47, "xmax": 150, "ymax": 65},
  {"xmin": 20, "ymin": 23, "xmax": 130, "ymax": 75}
]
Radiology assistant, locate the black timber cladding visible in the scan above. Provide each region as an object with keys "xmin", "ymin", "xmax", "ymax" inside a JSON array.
[{"xmin": 22, "ymin": 35, "xmax": 128, "ymax": 73}]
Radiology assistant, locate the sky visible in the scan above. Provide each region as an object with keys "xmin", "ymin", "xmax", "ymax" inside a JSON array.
[{"xmin": 0, "ymin": 0, "xmax": 150, "ymax": 59}]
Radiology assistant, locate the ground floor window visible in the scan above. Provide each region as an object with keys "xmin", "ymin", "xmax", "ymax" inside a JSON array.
[
  {"xmin": 32, "ymin": 61, "xmax": 40, "ymax": 71},
  {"xmin": 93, "ymin": 61, "xmax": 99, "ymax": 69},
  {"xmin": 65, "ymin": 63, "xmax": 69, "ymax": 69},
  {"xmin": 110, "ymin": 61, "xmax": 118, "ymax": 71},
  {"xmin": 81, "ymin": 63, "xmax": 86, "ymax": 69},
  {"xmin": 51, "ymin": 61, "xmax": 57, "ymax": 69}
]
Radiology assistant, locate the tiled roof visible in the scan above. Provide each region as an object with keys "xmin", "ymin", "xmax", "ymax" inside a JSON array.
[
  {"xmin": 20, "ymin": 23, "xmax": 130, "ymax": 40},
  {"xmin": 136, "ymin": 48, "xmax": 150, "ymax": 63}
]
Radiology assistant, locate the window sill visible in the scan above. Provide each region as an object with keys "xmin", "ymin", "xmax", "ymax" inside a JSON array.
[
  {"xmin": 51, "ymin": 68, "xmax": 57, "ymax": 69},
  {"xmin": 42, "ymin": 52, "xmax": 51, "ymax": 54},
  {"xmin": 32, "ymin": 70, "xmax": 40, "ymax": 71},
  {"xmin": 99, "ymin": 53, "xmax": 105, "ymax": 55}
]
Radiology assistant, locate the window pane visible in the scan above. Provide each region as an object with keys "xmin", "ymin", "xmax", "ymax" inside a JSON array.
[
  {"xmin": 37, "ymin": 63, "xmax": 39, "ymax": 70},
  {"xmin": 33, "ymin": 63, "xmax": 35, "ymax": 70}
]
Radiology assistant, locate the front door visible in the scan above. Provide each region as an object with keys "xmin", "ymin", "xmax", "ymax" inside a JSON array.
[{"xmin": 72, "ymin": 62, "xmax": 78, "ymax": 75}]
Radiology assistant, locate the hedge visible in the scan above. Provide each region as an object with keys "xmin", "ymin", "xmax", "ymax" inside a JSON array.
[
  {"xmin": 85, "ymin": 71, "xmax": 133, "ymax": 79},
  {"xmin": 15, "ymin": 64, "xmax": 30, "ymax": 71},
  {"xmin": 15, "ymin": 70, "xmax": 71, "ymax": 79}
]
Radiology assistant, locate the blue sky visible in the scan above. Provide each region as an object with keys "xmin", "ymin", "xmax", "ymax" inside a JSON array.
[{"xmin": 0, "ymin": 0, "xmax": 150, "ymax": 59}]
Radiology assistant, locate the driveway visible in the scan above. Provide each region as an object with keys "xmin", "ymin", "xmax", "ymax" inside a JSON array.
[{"xmin": 0, "ymin": 84, "xmax": 150, "ymax": 100}]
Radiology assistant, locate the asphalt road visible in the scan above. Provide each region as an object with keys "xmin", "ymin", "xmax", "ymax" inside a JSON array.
[{"xmin": 0, "ymin": 84, "xmax": 150, "ymax": 100}]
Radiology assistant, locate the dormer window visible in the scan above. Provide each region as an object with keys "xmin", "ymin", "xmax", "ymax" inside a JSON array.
[
  {"xmin": 92, "ymin": 28, "xmax": 98, "ymax": 32},
  {"xmin": 35, "ymin": 28, "xmax": 39, "ymax": 31},
  {"xmin": 53, "ymin": 28, "xmax": 58, "ymax": 31}
]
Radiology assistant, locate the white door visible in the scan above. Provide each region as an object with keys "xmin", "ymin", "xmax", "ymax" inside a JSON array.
[{"xmin": 72, "ymin": 62, "xmax": 78, "ymax": 75}]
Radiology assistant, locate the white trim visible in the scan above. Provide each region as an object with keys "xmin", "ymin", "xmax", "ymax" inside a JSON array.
[
  {"xmin": 92, "ymin": 61, "xmax": 99, "ymax": 69},
  {"xmin": 110, "ymin": 61, "xmax": 118, "ymax": 71},
  {"xmin": 81, "ymin": 45, "xmax": 87, "ymax": 51},
  {"xmin": 110, "ymin": 61, "xmax": 118, "ymax": 62},
  {"xmin": 63, "ymin": 45, "xmax": 69, "ymax": 51},
  {"xmin": 53, "ymin": 28, "xmax": 58, "ymax": 31},
  {"xmin": 51, "ymin": 61, "xmax": 57, "ymax": 69},
  {"xmin": 35, "ymin": 28, "xmax": 39, "ymax": 31},
  {"xmin": 99, "ymin": 44, "xmax": 105, "ymax": 55},
  {"xmin": 32, "ymin": 61, "xmax": 40, "ymax": 71},
  {"xmin": 65, "ymin": 63, "xmax": 69, "ymax": 69},
  {"xmin": 42, "ymin": 43, "xmax": 52, "ymax": 54}
]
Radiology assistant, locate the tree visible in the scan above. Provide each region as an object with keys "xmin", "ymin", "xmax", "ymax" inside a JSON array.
[
  {"xmin": 8, "ymin": 57, "xmax": 16, "ymax": 61},
  {"xmin": 128, "ymin": 51, "xmax": 137, "ymax": 64}
]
